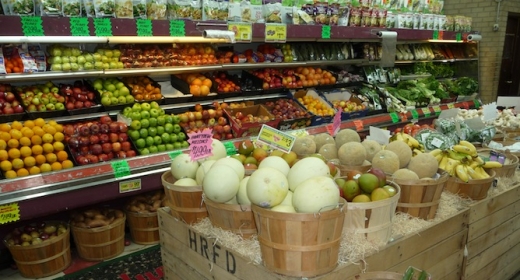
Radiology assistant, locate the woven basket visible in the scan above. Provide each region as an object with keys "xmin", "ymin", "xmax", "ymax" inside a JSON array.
[
  {"xmin": 445, "ymin": 169, "xmax": 496, "ymax": 200},
  {"xmin": 126, "ymin": 211, "xmax": 159, "ymax": 245},
  {"xmin": 204, "ymin": 197, "xmax": 257, "ymax": 238},
  {"xmin": 161, "ymin": 171, "xmax": 208, "ymax": 224},
  {"xmin": 71, "ymin": 216, "xmax": 126, "ymax": 261}
]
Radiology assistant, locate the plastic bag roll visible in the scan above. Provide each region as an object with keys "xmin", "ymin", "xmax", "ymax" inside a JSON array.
[
  {"xmin": 203, "ymin": 30, "xmax": 236, "ymax": 43},
  {"xmin": 378, "ymin": 31, "xmax": 398, "ymax": 67}
]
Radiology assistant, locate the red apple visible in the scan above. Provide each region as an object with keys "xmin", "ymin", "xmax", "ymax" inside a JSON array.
[
  {"xmin": 218, "ymin": 117, "xmax": 227, "ymax": 125},
  {"xmin": 99, "ymin": 133, "xmax": 109, "ymax": 143},
  {"xmin": 126, "ymin": 150, "xmax": 136, "ymax": 157},
  {"xmin": 100, "ymin": 115, "xmax": 112, "ymax": 124},
  {"xmin": 102, "ymin": 143, "xmax": 112, "ymax": 153},
  {"xmin": 121, "ymin": 141, "xmax": 132, "ymax": 152},
  {"xmin": 112, "ymin": 142, "xmax": 121, "ymax": 152},
  {"xmin": 109, "ymin": 122, "xmax": 120, "ymax": 133},
  {"xmin": 91, "ymin": 144, "xmax": 102, "ymax": 155},
  {"xmin": 98, "ymin": 154, "xmax": 109, "ymax": 162},
  {"xmin": 118, "ymin": 133, "xmax": 128, "ymax": 142},
  {"xmin": 109, "ymin": 133, "xmax": 119, "ymax": 143},
  {"xmin": 117, "ymin": 151, "xmax": 126, "ymax": 158}
]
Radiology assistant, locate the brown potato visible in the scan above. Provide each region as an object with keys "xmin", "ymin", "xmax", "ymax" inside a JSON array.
[{"xmin": 87, "ymin": 219, "xmax": 109, "ymax": 228}]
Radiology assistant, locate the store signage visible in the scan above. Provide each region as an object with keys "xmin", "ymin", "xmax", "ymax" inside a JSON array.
[
  {"xmin": 168, "ymin": 150, "xmax": 182, "ymax": 159},
  {"xmin": 170, "ymin": 20, "xmax": 186, "ymax": 37},
  {"xmin": 0, "ymin": 203, "xmax": 20, "ymax": 224},
  {"xmin": 228, "ymin": 22, "xmax": 252, "ymax": 42},
  {"xmin": 288, "ymin": 129, "xmax": 309, "ymax": 138},
  {"xmin": 119, "ymin": 179, "xmax": 142, "ymax": 193},
  {"xmin": 136, "ymin": 19, "xmax": 153, "ymax": 37},
  {"xmin": 447, "ymin": 103, "xmax": 455, "ymax": 109},
  {"xmin": 111, "ymin": 160, "xmax": 131, "ymax": 178},
  {"xmin": 322, "ymin": 25, "xmax": 331, "ymax": 39},
  {"xmin": 93, "ymin": 18, "xmax": 113, "ymax": 36},
  {"xmin": 223, "ymin": 142, "xmax": 237, "ymax": 156},
  {"xmin": 411, "ymin": 109, "xmax": 419, "ymax": 120},
  {"xmin": 390, "ymin": 112, "xmax": 400, "ymax": 123},
  {"xmin": 265, "ymin": 23, "xmax": 287, "ymax": 43},
  {"xmin": 257, "ymin": 125, "xmax": 295, "ymax": 153},
  {"xmin": 473, "ymin": 99, "xmax": 480, "ymax": 108},
  {"xmin": 433, "ymin": 105, "xmax": 442, "ymax": 115},
  {"xmin": 421, "ymin": 107, "xmax": 431, "ymax": 117},
  {"xmin": 456, "ymin": 33, "xmax": 462, "ymax": 42},
  {"xmin": 353, "ymin": 120, "xmax": 364, "ymax": 131},
  {"xmin": 21, "ymin": 16, "xmax": 44, "ymax": 36},
  {"xmin": 188, "ymin": 129, "xmax": 213, "ymax": 161},
  {"xmin": 70, "ymin": 17, "xmax": 90, "ymax": 36}
]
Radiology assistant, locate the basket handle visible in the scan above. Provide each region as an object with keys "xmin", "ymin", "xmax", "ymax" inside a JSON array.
[{"xmin": 314, "ymin": 202, "xmax": 345, "ymax": 218}]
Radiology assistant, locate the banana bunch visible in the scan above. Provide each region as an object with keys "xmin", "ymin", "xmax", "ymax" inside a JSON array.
[
  {"xmin": 390, "ymin": 132, "xmax": 424, "ymax": 155},
  {"xmin": 429, "ymin": 140, "xmax": 502, "ymax": 182}
]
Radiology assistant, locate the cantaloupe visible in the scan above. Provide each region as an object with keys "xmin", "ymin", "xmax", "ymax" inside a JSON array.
[
  {"xmin": 338, "ymin": 142, "xmax": 366, "ymax": 166},
  {"xmin": 246, "ymin": 167, "xmax": 289, "ymax": 208},
  {"xmin": 392, "ymin": 168, "xmax": 419, "ymax": 180},
  {"xmin": 202, "ymin": 165, "xmax": 240, "ymax": 203},
  {"xmin": 195, "ymin": 160, "xmax": 216, "ymax": 185},
  {"xmin": 171, "ymin": 153, "xmax": 199, "ymax": 180},
  {"xmin": 385, "ymin": 140, "xmax": 412, "ymax": 168},
  {"xmin": 314, "ymin": 133, "xmax": 335, "ymax": 150},
  {"xmin": 407, "ymin": 153, "xmax": 439, "ymax": 179},
  {"xmin": 318, "ymin": 143, "xmax": 338, "ymax": 160},
  {"xmin": 292, "ymin": 176, "xmax": 340, "ymax": 213},
  {"xmin": 258, "ymin": 156, "xmax": 291, "ymax": 176},
  {"xmin": 335, "ymin": 129, "xmax": 361, "ymax": 147},
  {"xmin": 292, "ymin": 136, "xmax": 317, "ymax": 156},
  {"xmin": 287, "ymin": 157, "xmax": 330, "ymax": 191},
  {"xmin": 362, "ymin": 139, "xmax": 382, "ymax": 162},
  {"xmin": 371, "ymin": 150, "xmax": 400, "ymax": 174},
  {"xmin": 212, "ymin": 157, "xmax": 245, "ymax": 180}
]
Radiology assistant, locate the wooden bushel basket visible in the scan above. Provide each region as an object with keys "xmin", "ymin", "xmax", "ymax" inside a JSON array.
[
  {"xmin": 3, "ymin": 222, "xmax": 71, "ymax": 278},
  {"xmin": 204, "ymin": 197, "xmax": 257, "ymax": 238},
  {"xmin": 336, "ymin": 163, "xmax": 372, "ymax": 176},
  {"xmin": 126, "ymin": 211, "xmax": 159, "ymax": 245},
  {"xmin": 71, "ymin": 215, "xmax": 126, "ymax": 261},
  {"xmin": 344, "ymin": 182, "xmax": 400, "ymax": 246},
  {"xmin": 161, "ymin": 171, "xmax": 208, "ymax": 224},
  {"xmin": 393, "ymin": 170, "xmax": 449, "ymax": 220},
  {"xmin": 477, "ymin": 148, "xmax": 519, "ymax": 178},
  {"xmin": 445, "ymin": 169, "xmax": 496, "ymax": 200},
  {"xmin": 252, "ymin": 199, "xmax": 347, "ymax": 277}
]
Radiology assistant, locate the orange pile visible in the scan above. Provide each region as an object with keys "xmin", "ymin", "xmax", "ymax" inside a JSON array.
[
  {"xmin": 122, "ymin": 76, "xmax": 162, "ymax": 101},
  {"xmin": 298, "ymin": 95, "xmax": 335, "ymax": 117},
  {"xmin": 295, "ymin": 67, "xmax": 337, "ymax": 88},
  {"xmin": 178, "ymin": 74, "xmax": 213, "ymax": 97},
  {"xmin": 4, "ymin": 56, "xmax": 24, "ymax": 74}
]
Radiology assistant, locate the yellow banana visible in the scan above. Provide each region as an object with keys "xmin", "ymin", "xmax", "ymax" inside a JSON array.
[
  {"xmin": 482, "ymin": 161, "xmax": 503, "ymax": 168},
  {"xmin": 459, "ymin": 140, "xmax": 478, "ymax": 157},
  {"xmin": 475, "ymin": 166, "xmax": 490, "ymax": 178},
  {"xmin": 466, "ymin": 165, "xmax": 484, "ymax": 180},
  {"xmin": 452, "ymin": 144, "xmax": 473, "ymax": 156},
  {"xmin": 469, "ymin": 160, "xmax": 480, "ymax": 169},
  {"xmin": 413, "ymin": 149, "xmax": 423, "ymax": 156},
  {"xmin": 407, "ymin": 137, "xmax": 420, "ymax": 149},
  {"xmin": 445, "ymin": 158, "xmax": 459, "ymax": 176},
  {"xmin": 396, "ymin": 133, "xmax": 405, "ymax": 142},
  {"xmin": 434, "ymin": 153, "xmax": 444, "ymax": 162},
  {"xmin": 429, "ymin": 149, "xmax": 443, "ymax": 157},
  {"xmin": 474, "ymin": 156, "xmax": 485, "ymax": 165},
  {"xmin": 455, "ymin": 165, "xmax": 470, "ymax": 182},
  {"xmin": 439, "ymin": 155, "xmax": 449, "ymax": 170},
  {"xmin": 447, "ymin": 149, "xmax": 468, "ymax": 161}
]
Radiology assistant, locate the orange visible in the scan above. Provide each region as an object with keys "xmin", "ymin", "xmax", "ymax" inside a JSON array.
[
  {"xmin": 9, "ymin": 129, "xmax": 22, "ymax": 140},
  {"xmin": 0, "ymin": 139, "xmax": 6, "ymax": 150},
  {"xmin": 56, "ymin": 150, "xmax": 68, "ymax": 161},
  {"xmin": 11, "ymin": 158, "xmax": 24, "ymax": 169},
  {"xmin": 32, "ymin": 127, "xmax": 45, "ymax": 137},
  {"xmin": 47, "ymin": 120, "xmax": 58, "ymax": 126},
  {"xmin": 40, "ymin": 163, "xmax": 52, "ymax": 173},
  {"xmin": 202, "ymin": 79, "xmax": 212, "ymax": 88},
  {"xmin": 42, "ymin": 143, "xmax": 54, "ymax": 154},
  {"xmin": 53, "ymin": 124, "xmax": 64, "ymax": 134},
  {"xmin": 21, "ymin": 128, "xmax": 34, "ymax": 138},
  {"xmin": 35, "ymin": 154, "xmax": 46, "ymax": 165},
  {"xmin": 31, "ymin": 135, "xmax": 42, "ymax": 145},
  {"xmin": 31, "ymin": 145, "xmax": 43, "ymax": 155},
  {"xmin": 16, "ymin": 168, "xmax": 29, "ymax": 177},
  {"xmin": 19, "ymin": 137, "xmax": 31, "ymax": 147},
  {"xmin": 200, "ymin": 85, "xmax": 210, "ymax": 96},
  {"xmin": 42, "ymin": 133, "xmax": 53, "ymax": 143},
  {"xmin": 23, "ymin": 156, "xmax": 36, "ymax": 168},
  {"xmin": 61, "ymin": 160, "xmax": 74, "ymax": 169},
  {"xmin": 5, "ymin": 170, "xmax": 17, "ymax": 179},
  {"xmin": 0, "ymin": 160, "xmax": 12, "ymax": 171},
  {"xmin": 189, "ymin": 85, "xmax": 201, "ymax": 96},
  {"xmin": 0, "ymin": 150, "xmax": 8, "ymax": 161},
  {"xmin": 42, "ymin": 124, "xmax": 56, "ymax": 135},
  {"xmin": 186, "ymin": 74, "xmax": 197, "ymax": 84},
  {"xmin": 7, "ymin": 139, "xmax": 19, "ymax": 149},
  {"xmin": 0, "ymin": 123, "xmax": 11, "ymax": 132},
  {"xmin": 45, "ymin": 153, "xmax": 57, "ymax": 164},
  {"xmin": 53, "ymin": 132, "xmax": 64, "ymax": 142},
  {"xmin": 29, "ymin": 166, "xmax": 40, "ymax": 175},
  {"xmin": 20, "ymin": 146, "xmax": 32, "ymax": 158},
  {"xmin": 51, "ymin": 162, "xmax": 62, "ymax": 171},
  {"xmin": 34, "ymin": 118, "xmax": 46, "ymax": 128},
  {"xmin": 191, "ymin": 78, "xmax": 203, "ymax": 86},
  {"xmin": 11, "ymin": 121, "xmax": 23, "ymax": 130},
  {"xmin": 23, "ymin": 120, "xmax": 35, "ymax": 129},
  {"xmin": 0, "ymin": 131, "xmax": 11, "ymax": 141},
  {"xmin": 8, "ymin": 148, "xmax": 20, "ymax": 159},
  {"xmin": 53, "ymin": 141, "xmax": 65, "ymax": 152}
]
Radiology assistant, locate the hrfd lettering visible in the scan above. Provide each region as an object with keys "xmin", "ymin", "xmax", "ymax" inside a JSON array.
[{"xmin": 188, "ymin": 229, "xmax": 236, "ymax": 274}]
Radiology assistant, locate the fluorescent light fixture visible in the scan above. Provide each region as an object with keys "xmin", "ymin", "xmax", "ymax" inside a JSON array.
[
  {"xmin": 0, "ymin": 36, "xmax": 108, "ymax": 44},
  {"xmin": 427, "ymin": 39, "xmax": 463, "ymax": 43},
  {"xmin": 108, "ymin": 36, "xmax": 231, "ymax": 44}
]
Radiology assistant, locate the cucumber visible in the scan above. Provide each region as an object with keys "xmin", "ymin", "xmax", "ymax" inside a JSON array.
[
  {"xmin": 418, "ymin": 270, "xmax": 429, "ymax": 280},
  {"xmin": 402, "ymin": 267, "xmax": 415, "ymax": 280}
]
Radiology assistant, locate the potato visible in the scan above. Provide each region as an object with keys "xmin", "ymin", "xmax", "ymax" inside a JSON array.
[{"xmin": 87, "ymin": 219, "xmax": 109, "ymax": 228}]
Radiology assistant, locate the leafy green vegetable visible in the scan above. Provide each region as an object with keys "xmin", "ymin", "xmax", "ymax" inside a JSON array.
[{"xmin": 454, "ymin": 77, "xmax": 478, "ymax": 96}]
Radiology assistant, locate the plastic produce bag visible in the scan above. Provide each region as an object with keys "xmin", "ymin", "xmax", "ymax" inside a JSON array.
[
  {"xmin": 12, "ymin": 0, "xmax": 36, "ymax": 15},
  {"xmin": 115, "ymin": 0, "xmax": 133, "ymax": 18},
  {"xmin": 168, "ymin": 0, "xmax": 191, "ymax": 19},
  {"xmin": 146, "ymin": 0, "xmax": 167, "ymax": 19},
  {"xmin": 40, "ymin": 0, "xmax": 62, "ymax": 16},
  {"xmin": 63, "ymin": 0, "xmax": 82, "ymax": 17},
  {"xmin": 94, "ymin": 0, "xmax": 115, "ymax": 17},
  {"xmin": 83, "ymin": 0, "xmax": 96, "ymax": 16},
  {"xmin": 133, "ymin": 0, "xmax": 146, "ymax": 18}
]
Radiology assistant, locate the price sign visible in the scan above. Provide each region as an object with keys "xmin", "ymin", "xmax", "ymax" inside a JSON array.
[
  {"xmin": 432, "ymin": 30, "xmax": 439, "ymax": 40},
  {"xmin": 474, "ymin": 99, "xmax": 480, "ymax": 108},
  {"xmin": 94, "ymin": 18, "xmax": 113, "ymax": 36},
  {"xmin": 111, "ymin": 160, "xmax": 131, "ymax": 178},
  {"xmin": 438, "ymin": 30, "xmax": 444, "ymax": 40},
  {"xmin": 224, "ymin": 141, "xmax": 237, "ymax": 156},
  {"xmin": 0, "ymin": 203, "xmax": 20, "ymax": 224},
  {"xmin": 228, "ymin": 22, "xmax": 252, "ymax": 42},
  {"xmin": 400, "ymin": 112, "xmax": 408, "ymax": 121},
  {"xmin": 462, "ymin": 102, "xmax": 470, "ymax": 109},
  {"xmin": 170, "ymin": 20, "xmax": 185, "ymax": 36},
  {"xmin": 456, "ymin": 33, "xmax": 462, "ymax": 42},
  {"xmin": 136, "ymin": 19, "xmax": 153, "ymax": 36},
  {"xmin": 257, "ymin": 125, "xmax": 296, "ymax": 153},
  {"xmin": 421, "ymin": 107, "xmax": 431, "ymax": 117},
  {"xmin": 390, "ymin": 112, "xmax": 400, "ymax": 123},
  {"xmin": 70, "ymin": 17, "xmax": 90, "ymax": 36},
  {"xmin": 119, "ymin": 179, "xmax": 141, "ymax": 193},
  {"xmin": 187, "ymin": 129, "xmax": 213, "ymax": 161},
  {"xmin": 288, "ymin": 129, "xmax": 309, "ymax": 138},
  {"xmin": 322, "ymin": 25, "xmax": 331, "ymax": 39},
  {"xmin": 411, "ymin": 109, "xmax": 419, "ymax": 120},
  {"xmin": 265, "ymin": 23, "xmax": 287, "ymax": 43},
  {"xmin": 168, "ymin": 150, "xmax": 182, "ymax": 159},
  {"xmin": 433, "ymin": 105, "xmax": 442, "ymax": 115},
  {"xmin": 447, "ymin": 103, "xmax": 455, "ymax": 109},
  {"xmin": 332, "ymin": 110, "xmax": 341, "ymax": 136},
  {"xmin": 21, "ymin": 16, "xmax": 44, "ymax": 36},
  {"xmin": 353, "ymin": 120, "xmax": 364, "ymax": 131}
]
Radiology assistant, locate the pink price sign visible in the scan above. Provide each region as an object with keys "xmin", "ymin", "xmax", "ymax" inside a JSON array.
[
  {"xmin": 332, "ymin": 110, "xmax": 341, "ymax": 136},
  {"xmin": 187, "ymin": 128, "xmax": 213, "ymax": 161}
]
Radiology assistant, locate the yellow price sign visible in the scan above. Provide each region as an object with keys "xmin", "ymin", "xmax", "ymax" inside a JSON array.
[
  {"xmin": 447, "ymin": 103, "xmax": 455, "ymax": 109},
  {"xmin": 288, "ymin": 129, "xmax": 309, "ymax": 138},
  {"xmin": 257, "ymin": 125, "xmax": 296, "ymax": 153},
  {"xmin": 265, "ymin": 23, "xmax": 287, "ymax": 43},
  {"xmin": 119, "ymin": 179, "xmax": 142, "ymax": 193},
  {"xmin": 228, "ymin": 22, "xmax": 252, "ymax": 42},
  {"xmin": 0, "ymin": 203, "xmax": 20, "ymax": 224}
]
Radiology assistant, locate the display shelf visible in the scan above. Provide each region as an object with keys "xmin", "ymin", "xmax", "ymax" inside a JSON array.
[
  {"xmin": 0, "ymin": 70, "xmax": 104, "ymax": 82},
  {"xmin": 394, "ymin": 58, "xmax": 479, "ymax": 64}
]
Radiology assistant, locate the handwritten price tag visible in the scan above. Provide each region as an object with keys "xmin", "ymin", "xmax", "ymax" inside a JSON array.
[
  {"xmin": 322, "ymin": 25, "xmax": 331, "ymax": 39},
  {"xmin": 390, "ymin": 112, "xmax": 400, "ymax": 123},
  {"xmin": 228, "ymin": 22, "xmax": 252, "ymax": 42},
  {"xmin": 94, "ymin": 18, "xmax": 112, "ymax": 36},
  {"xmin": 119, "ymin": 179, "xmax": 141, "ymax": 193},
  {"xmin": 421, "ymin": 107, "xmax": 431, "ymax": 117},
  {"xmin": 70, "ymin": 18, "xmax": 90, "ymax": 36},
  {"xmin": 265, "ymin": 23, "xmax": 287, "ymax": 43},
  {"xmin": 224, "ymin": 141, "xmax": 237, "ymax": 156},
  {"xmin": 21, "ymin": 16, "xmax": 44, "ymax": 36},
  {"xmin": 257, "ymin": 125, "xmax": 296, "ymax": 153},
  {"xmin": 170, "ymin": 20, "xmax": 185, "ymax": 36},
  {"xmin": 353, "ymin": 120, "xmax": 364, "ymax": 131},
  {"xmin": 111, "ymin": 160, "xmax": 130, "ymax": 178},
  {"xmin": 188, "ymin": 129, "xmax": 213, "ymax": 161},
  {"xmin": 136, "ymin": 19, "xmax": 153, "ymax": 36},
  {"xmin": 0, "ymin": 203, "xmax": 20, "ymax": 224}
]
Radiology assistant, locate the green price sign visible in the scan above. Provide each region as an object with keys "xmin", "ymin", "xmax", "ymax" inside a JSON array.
[
  {"xmin": 70, "ymin": 18, "xmax": 90, "ymax": 36},
  {"xmin": 422, "ymin": 107, "xmax": 431, "ymax": 117},
  {"xmin": 94, "ymin": 18, "xmax": 112, "ymax": 36},
  {"xmin": 170, "ymin": 20, "xmax": 185, "ymax": 37},
  {"xmin": 456, "ymin": 33, "xmax": 462, "ymax": 42},
  {"xmin": 111, "ymin": 160, "xmax": 130, "ymax": 178},
  {"xmin": 21, "ymin": 16, "xmax": 44, "ymax": 36},
  {"xmin": 322, "ymin": 25, "xmax": 331, "ymax": 39},
  {"xmin": 168, "ymin": 150, "xmax": 182, "ymax": 159},
  {"xmin": 474, "ymin": 99, "xmax": 480, "ymax": 108},
  {"xmin": 411, "ymin": 109, "xmax": 419, "ymax": 120},
  {"xmin": 390, "ymin": 112, "xmax": 399, "ymax": 123},
  {"xmin": 224, "ymin": 141, "xmax": 237, "ymax": 156},
  {"xmin": 136, "ymin": 19, "xmax": 153, "ymax": 36}
]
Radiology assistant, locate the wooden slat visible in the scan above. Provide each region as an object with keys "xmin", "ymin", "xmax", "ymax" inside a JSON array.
[
  {"xmin": 464, "ymin": 242, "xmax": 520, "ymax": 280},
  {"xmin": 467, "ymin": 213, "xmax": 520, "ymax": 259},
  {"xmin": 469, "ymin": 184, "xmax": 520, "ymax": 224},
  {"xmin": 468, "ymin": 200, "xmax": 520, "ymax": 241},
  {"xmin": 427, "ymin": 252, "xmax": 464, "ymax": 280},
  {"xmin": 162, "ymin": 251, "xmax": 208, "ymax": 280}
]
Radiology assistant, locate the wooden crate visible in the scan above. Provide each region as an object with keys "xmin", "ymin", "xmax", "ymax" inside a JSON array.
[
  {"xmin": 462, "ymin": 184, "xmax": 520, "ymax": 280},
  {"xmin": 158, "ymin": 207, "xmax": 468, "ymax": 280}
]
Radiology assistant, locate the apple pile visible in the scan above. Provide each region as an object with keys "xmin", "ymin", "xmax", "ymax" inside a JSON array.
[
  {"xmin": 0, "ymin": 84, "xmax": 24, "ymax": 115},
  {"xmin": 121, "ymin": 76, "xmax": 162, "ymax": 102},
  {"xmin": 251, "ymin": 69, "xmax": 287, "ymax": 90},
  {"xmin": 331, "ymin": 100, "xmax": 367, "ymax": 113},
  {"xmin": 91, "ymin": 78, "xmax": 135, "ymax": 107},
  {"xmin": 334, "ymin": 168, "xmax": 397, "ymax": 202},
  {"xmin": 118, "ymin": 44, "xmax": 218, "ymax": 68},
  {"xmin": 60, "ymin": 81, "xmax": 98, "ymax": 110},
  {"xmin": 5, "ymin": 222, "xmax": 68, "ymax": 247},
  {"xmin": 47, "ymin": 45, "xmax": 124, "ymax": 71},
  {"xmin": 122, "ymin": 102, "xmax": 188, "ymax": 155},
  {"xmin": 179, "ymin": 102, "xmax": 232, "ymax": 140},
  {"xmin": 230, "ymin": 111, "xmax": 272, "ymax": 126},
  {"xmin": 212, "ymin": 72, "xmax": 240, "ymax": 93},
  {"xmin": 64, "ymin": 116, "xmax": 136, "ymax": 165},
  {"xmin": 16, "ymin": 82, "xmax": 66, "ymax": 112},
  {"xmin": 263, "ymin": 99, "xmax": 309, "ymax": 121}
]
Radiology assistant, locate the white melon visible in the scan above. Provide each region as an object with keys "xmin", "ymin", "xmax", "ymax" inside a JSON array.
[
  {"xmin": 247, "ymin": 167, "xmax": 289, "ymax": 208},
  {"xmin": 212, "ymin": 157, "xmax": 245, "ymax": 180},
  {"xmin": 271, "ymin": 205, "xmax": 297, "ymax": 213},
  {"xmin": 202, "ymin": 165, "xmax": 240, "ymax": 203},
  {"xmin": 258, "ymin": 156, "xmax": 291, "ymax": 176},
  {"xmin": 195, "ymin": 160, "xmax": 216, "ymax": 185},
  {"xmin": 287, "ymin": 157, "xmax": 330, "ymax": 192},
  {"xmin": 236, "ymin": 176, "xmax": 251, "ymax": 205},
  {"xmin": 171, "ymin": 153, "xmax": 199, "ymax": 180},
  {"xmin": 174, "ymin": 178, "xmax": 198, "ymax": 187},
  {"xmin": 199, "ymin": 139, "xmax": 227, "ymax": 163},
  {"xmin": 292, "ymin": 176, "xmax": 340, "ymax": 213}
]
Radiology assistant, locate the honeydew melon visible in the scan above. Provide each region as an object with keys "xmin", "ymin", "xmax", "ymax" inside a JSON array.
[
  {"xmin": 171, "ymin": 153, "xmax": 199, "ymax": 180},
  {"xmin": 258, "ymin": 156, "xmax": 291, "ymax": 176},
  {"xmin": 292, "ymin": 176, "xmax": 340, "ymax": 213},
  {"xmin": 202, "ymin": 165, "xmax": 240, "ymax": 203},
  {"xmin": 246, "ymin": 167, "xmax": 289, "ymax": 208},
  {"xmin": 287, "ymin": 157, "xmax": 330, "ymax": 192}
]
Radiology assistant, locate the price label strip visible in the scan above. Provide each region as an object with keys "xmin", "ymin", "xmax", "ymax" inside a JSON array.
[
  {"xmin": 257, "ymin": 125, "xmax": 296, "ymax": 153},
  {"xmin": 447, "ymin": 103, "xmax": 455, "ymax": 109},
  {"xmin": 433, "ymin": 105, "xmax": 442, "ymax": 115},
  {"xmin": 170, "ymin": 20, "xmax": 185, "ymax": 37},
  {"xmin": 474, "ymin": 99, "xmax": 480, "ymax": 109},
  {"xmin": 432, "ymin": 30, "xmax": 439, "ymax": 40},
  {"xmin": 70, "ymin": 17, "xmax": 90, "ymax": 36},
  {"xmin": 421, "ymin": 107, "xmax": 431, "ymax": 117},
  {"xmin": 136, "ymin": 19, "xmax": 153, "ymax": 36},
  {"xmin": 188, "ymin": 129, "xmax": 213, "ymax": 161},
  {"xmin": 168, "ymin": 150, "xmax": 182, "ymax": 159},
  {"xmin": 462, "ymin": 102, "xmax": 470, "ymax": 110},
  {"xmin": 228, "ymin": 22, "xmax": 252, "ymax": 42},
  {"xmin": 21, "ymin": 16, "xmax": 44, "ymax": 36},
  {"xmin": 94, "ymin": 18, "xmax": 113, "ymax": 36},
  {"xmin": 400, "ymin": 112, "xmax": 408, "ymax": 121},
  {"xmin": 438, "ymin": 30, "xmax": 444, "ymax": 40},
  {"xmin": 0, "ymin": 203, "xmax": 20, "ymax": 224},
  {"xmin": 411, "ymin": 109, "xmax": 419, "ymax": 120},
  {"xmin": 456, "ymin": 33, "xmax": 462, "ymax": 42},
  {"xmin": 322, "ymin": 25, "xmax": 331, "ymax": 39},
  {"xmin": 224, "ymin": 141, "xmax": 237, "ymax": 156},
  {"xmin": 265, "ymin": 23, "xmax": 287, "ymax": 43},
  {"xmin": 390, "ymin": 112, "xmax": 400, "ymax": 123},
  {"xmin": 119, "ymin": 178, "xmax": 141, "ymax": 193},
  {"xmin": 111, "ymin": 160, "xmax": 131, "ymax": 178},
  {"xmin": 288, "ymin": 129, "xmax": 309, "ymax": 138},
  {"xmin": 353, "ymin": 120, "xmax": 364, "ymax": 131}
]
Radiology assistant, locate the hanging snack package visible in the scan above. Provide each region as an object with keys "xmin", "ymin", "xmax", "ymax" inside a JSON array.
[
  {"xmin": 12, "ymin": 0, "xmax": 36, "ymax": 15},
  {"xmin": 227, "ymin": 0, "xmax": 240, "ymax": 21},
  {"xmin": 349, "ymin": 6, "xmax": 361, "ymax": 27},
  {"xmin": 132, "ymin": 0, "xmax": 146, "ymax": 18},
  {"xmin": 28, "ymin": 44, "xmax": 46, "ymax": 72},
  {"xmin": 146, "ymin": 0, "xmax": 167, "ymax": 19},
  {"xmin": 63, "ymin": 0, "xmax": 82, "ymax": 16},
  {"xmin": 360, "ymin": 8, "xmax": 371, "ymax": 27},
  {"xmin": 241, "ymin": 0, "xmax": 263, "ymax": 23},
  {"xmin": 94, "ymin": 0, "xmax": 115, "ymax": 17},
  {"xmin": 202, "ymin": 0, "xmax": 218, "ymax": 20},
  {"xmin": 169, "ymin": 0, "xmax": 191, "ymax": 19},
  {"xmin": 83, "ymin": 0, "xmax": 96, "ymax": 16},
  {"xmin": 217, "ymin": 0, "xmax": 228, "ymax": 20},
  {"xmin": 191, "ymin": 0, "xmax": 201, "ymax": 19},
  {"xmin": 263, "ymin": 0, "xmax": 282, "ymax": 23},
  {"xmin": 114, "ymin": 0, "xmax": 133, "ymax": 17},
  {"xmin": 377, "ymin": 8, "xmax": 386, "ymax": 27},
  {"xmin": 280, "ymin": 0, "xmax": 292, "ymax": 24},
  {"xmin": 329, "ymin": 0, "xmax": 339, "ymax": 25},
  {"xmin": 337, "ymin": 0, "xmax": 350, "ymax": 26},
  {"xmin": 0, "ymin": 49, "xmax": 6, "ymax": 75},
  {"xmin": 40, "ymin": 0, "xmax": 62, "ymax": 16},
  {"xmin": 314, "ymin": 0, "xmax": 328, "ymax": 25}
]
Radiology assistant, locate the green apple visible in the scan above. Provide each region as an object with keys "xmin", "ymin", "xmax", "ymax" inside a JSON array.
[
  {"xmin": 140, "ymin": 148, "xmax": 150, "ymax": 155},
  {"xmin": 55, "ymin": 103, "xmax": 65, "ymax": 110},
  {"xmin": 110, "ymin": 97, "xmax": 119, "ymax": 105},
  {"xmin": 50, "ymin": 64, "xmax": 63, "ymax": 71},
  {"xmin": 148, "ymin": 117, "xmax": 158, "ymax": 127},
  {"xmin": 119, "ymin": 87, "xmax": 130, "ymax": 96},
  {"xmin": 177, "ymin": 132, "xmax": 186, "ymax": 141},
  {"xmin": 123, "ymin": 107, "xmax": 132, "ymax": 117},
  {"xmin": 172, "ymin": 124, "xmax": 181, "ymax": 134},
  {"xmin": 69, "ymin": 56, "xmax": 78, "ymax": 63},
  {"xmin": 140, "ymin": 110, "xmax": 150, "ymax": 120},
  {"xmin": 129, "ymin": 130, "xmax": 140, "ymax": 140},
  {"xmin": 173, "ymin": 142, "xmax": 182, "ymax": 149},
  {"xmin": 153, "ymin": 136, "xmax": 162, "ymax": 145},
  {"xmin": 140, "ymin": 119, "xmax": 150, "ymax": 129},
  {"xmin": 141, "ymin": 103, "xmax": 151, "ymax": 111},
  {"xmin": 125, "ymin": 95, "xmax": 135, "ymax": 103},
  {"xmin": 101, "ymin": 96, "xmax": 111, "ymax": 106},
  {"xmin": 170, "ymin": 134, "xmax": 178, "ymax": 143},
  {"xmin": 149, "ymin": 108, "xmax": 159, "ymax": 118},
  {"xmin": 46, "ymin": 103, "xmax": 55, "ymax": 110},
  {"xmin": 139, "ymin": 128, "xmax": 149, "ymax": 138},
  {"xmin": 94, "ymin": 61, "xmax": 104, "ymax": 70},
  {"xmin": 166, "ymin": 143, "xmax": 174, "ymax": 150},
  {"xmin": 61, "ymin": 56, "xmax": 70, "ymax": 64},
  {"xmin": 161, "ymin": 133, "xmax": 171, "ymax": 144},
  {"xmin": 157, "ymin": 115, "xmax": 166, "ymax": 126},
  {"xmin": 148, "ymin": 127, "xmax": 157, "ymax": 137},
  {"xmin": 118, "ymin": 96, "xmax": 127, "ymax": 104},
  {"xmin": 135, "ymin": 139, "xmax": 146, "ymax": 149},
  {"xmin": 131, "ymin": 111, "xmax": 141, "ymax": 120},
  {"xmin": 181, "ymin": 141, "xmax": 189, "ymax": 148},
  {"xmin": 156, "ymin": 126, "xmax": 165, "ymax": 135},
  {"xmin": 149, "ymin": 145, "xmax": 158, "ymax": 154},
  {"xmin": 171, "ymin": 115, "xmax": 180, "ymax": 124},
  {"xmin": 132, "ymin": 103, "xmax": 142, "ymax": 112},
  {"xmin": 157, "ymin": 144, "xmax": 166, "ymax": 152},
  {"xmin": 130, "ymin": 120, "xmax": 141, "ymax": 130},
  {"xmin": 150, "ymin": 101, "xmax": 160, "ymax": 109},
  {"xmin": 164, "ymin": 123, "xmax": 174, "ymax": 133},
  {"xmin": 145, "ymin": 136, "xmax": 155, "ymax": 147}
]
